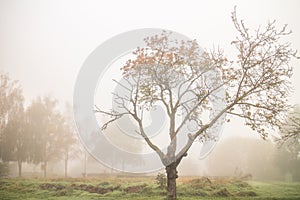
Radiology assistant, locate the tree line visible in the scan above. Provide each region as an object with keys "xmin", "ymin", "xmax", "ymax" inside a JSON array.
[
  {"xmin": 0, "ymin": 72, "xmax": 78, "ymax": 177},
  {"xmin": 0, "ymin": 71, "xmax": 299, "ymax": 181}
]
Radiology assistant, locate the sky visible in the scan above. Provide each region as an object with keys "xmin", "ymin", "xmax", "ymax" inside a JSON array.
[
  {"xmin": 0, "ymin": 0, "xmax": 299, "ymax": 150},
  {"xmin": 0, "ymin": 0, "xmax": 299, "ymax": 104}
]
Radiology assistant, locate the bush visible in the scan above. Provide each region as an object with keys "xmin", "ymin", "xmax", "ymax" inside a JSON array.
[{"xmin": 155, "ymin": 172, "xmax": 167, "ymax": 190}]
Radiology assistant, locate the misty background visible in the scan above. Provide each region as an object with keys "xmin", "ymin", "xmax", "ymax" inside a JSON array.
[{"xmin": 0, "ymin": 0, "xmax": 300, "ymax": 180}]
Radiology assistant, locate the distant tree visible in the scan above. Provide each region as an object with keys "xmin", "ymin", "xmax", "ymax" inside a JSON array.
[
  {"xmin": 0, "ymin": 73, "xmax": 23, "ymax": 153},
  {"xmin": 205, "ymin": 136, "xmax": 278, "ymax": 180},
  {"xmin": 1, "ymin": 109, "xmax": 31, "ymax": 177},
  {"xmin": 274, "ymin": 145, "xmax": 300, "ymax": 181},
  {"xmin": 101, "ymin": 124, "xmax": 145, "ymax": 172},
  {"xmin": 278, "ymin": 106, "xmax": 300, "ymax": 144},
  {"xmin": 0, "ymin": 162, "xmax": 9, "ymax": 177},
  {"xmin": 96, "ymin": 8, "xmax": 298, "ymax": 199},
  {"xmin": 26, "ymin": 97, "xmax": 63, "ymax": 177},
  {"xmin": 60, "ymin": 103, "xmax": 80, "ymax": 177},
  {"xmin": 0, "ymin": 72, "xmax": 25, "ymax": 176},
  {"xmin": 275, "ymin": 106, "xmax": 300, "ymax": 181}
]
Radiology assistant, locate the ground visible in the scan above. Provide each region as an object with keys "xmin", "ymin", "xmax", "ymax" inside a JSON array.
[{"xmin": 0, "ymin": 176, "xmax": 299, "ymax": 199}]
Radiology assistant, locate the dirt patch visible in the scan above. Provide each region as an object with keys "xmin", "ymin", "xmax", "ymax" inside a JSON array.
[
  {"xmin": 40, "ymin": 183, "xmax": 65, "ymax": 191},
  {"xmin": 70, "ymin": 183, "xmax": 87, "ymax": 190},
  {"xmin": 40, "ymin": 182, "xmax": 119, "ymax": 195},
  {"xmin": 85, "ymin": 185, "xmax": 112, "ymax": 194},
  {"xmin": 70, "ymin": 183, "xmax": 120, "ymax": 194},
  {"xmin": 125, "ymin": 184, "xmax": 147, "ymax": 193}
]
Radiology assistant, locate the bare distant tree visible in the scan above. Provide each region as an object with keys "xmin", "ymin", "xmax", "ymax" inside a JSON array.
[
  {"xmin": 274, "ymin": 106, "xmax": 300, "ymax": 180},
  {"xmin": 96, "ymin": 8, "xmax": 298, "ymax": 199},
  {"xmin": 278, "ymin": 106, "xmax": 300, "ymax": 145}
]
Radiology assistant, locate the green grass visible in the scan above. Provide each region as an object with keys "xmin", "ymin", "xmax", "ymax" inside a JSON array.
[{"xmin": 0, "ymin": 176, "xmax": 299, "ymax": 199}]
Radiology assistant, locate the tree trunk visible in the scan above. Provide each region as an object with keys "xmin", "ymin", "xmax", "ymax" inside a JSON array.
[
  {"xmin": 43, "ymin": 160, "xmax": 47, "ymax": 178},
  {"xmin": 17, "ymin": 160, "xmax": 22, "ymax": 177},
  {"xmin": 64, "ymin": 152, "xmax": 68, "ymax": 177},
  {"xmin": 166, "ymin": 164, "xmax": 178, "ymax": 200},
  {"xmin": 83, "ymin": 151, "xmax": 87, "ymax": 177}
]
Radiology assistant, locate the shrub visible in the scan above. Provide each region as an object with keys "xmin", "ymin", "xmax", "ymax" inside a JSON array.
[{"xmin": 155, "ymin": 172, "xmax": 167, "ymax": 190}]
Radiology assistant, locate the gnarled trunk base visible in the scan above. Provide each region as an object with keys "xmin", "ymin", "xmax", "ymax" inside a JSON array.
[{"xmin": 166, "ymin": 164, "xmax": 178, "ymax": 200}]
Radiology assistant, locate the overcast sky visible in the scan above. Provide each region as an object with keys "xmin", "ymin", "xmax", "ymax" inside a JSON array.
[{"xmin": 0, "ymin": 0, "xmax": 299, "ymax": 142}]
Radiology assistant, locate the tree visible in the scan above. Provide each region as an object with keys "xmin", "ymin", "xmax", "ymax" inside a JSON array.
[
  {"xmin": 278, "ymin": 106, "xmax": 300, "ymax": 144},
  {"xmin": 95, "ymin": 8, "xmax": 298, "ymax": 199},
  {"xmin": 205, "ymin": 136, "xmax": 278, "ymax": 180},
  {"xmin": 0, "ymin": 73, "xmax": 23, "ymax": 153},
  {"xmin": 1, "ymin": 108, "xmax": 30, "ymax": 177},
  {"xmin": 274, "ymin": 143, "xmax": 300, "ymax": 181},
  {"xmin": 274, "ymin": 106, "xmax": 300, "ymax": 181},
  {"xmin": 60, "ymin": 103, "xmax": 80, "ymax": 177},
  {"xmin": 26, "ymin": 96, "xmax": 63, "ymax": 177},
  {"xmin": 0, "ymin": 72, "xmax": 25, "ymax": 176}
]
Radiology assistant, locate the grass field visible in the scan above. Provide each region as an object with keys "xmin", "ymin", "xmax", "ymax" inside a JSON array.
[{"xmin": 0, "ymin": 176, "xmax": 300, "ymax": 199}]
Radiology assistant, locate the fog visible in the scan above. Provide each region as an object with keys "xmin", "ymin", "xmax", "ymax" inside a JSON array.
[
  {"xmin": 1, "ymin": 0, "xmax": 300, "ymax": 180},
  {"xmin": 1, "ymin": 0, "xmax": 299, "ymax": 106},
  {"xmin": 5, "ymin": 134, "xmax": 295, "ymax": 181}
]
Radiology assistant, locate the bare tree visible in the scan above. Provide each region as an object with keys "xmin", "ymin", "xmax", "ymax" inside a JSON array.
[
  {"xmin": 95, "ymin": 8, "xmax": 298, "ymax": 199},
  {"xmin": 277, "ymin": 105, "xmax": 300, "ymax": 145}
]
